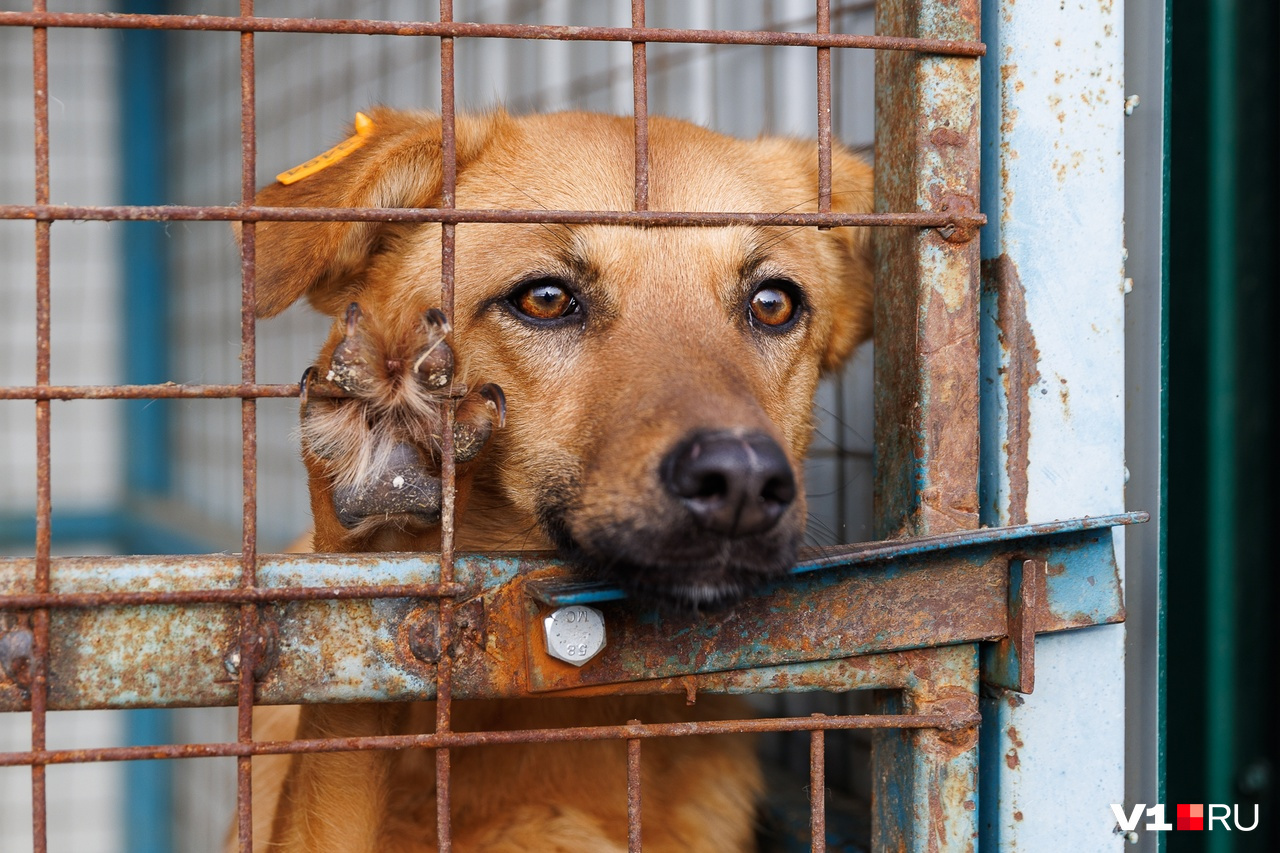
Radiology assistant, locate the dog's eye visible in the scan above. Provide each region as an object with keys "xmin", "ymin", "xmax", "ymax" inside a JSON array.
[
  {"xmin": 510, "ymin": 279, "xmax": 579, "ymax": 322},
  {"xmin": 748, "ymin": 280, "xmax": 799, "ymax": 329}
]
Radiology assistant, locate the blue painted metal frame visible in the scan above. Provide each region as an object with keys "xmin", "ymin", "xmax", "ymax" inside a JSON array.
[
  {"xmin": 978, "ymin": 0, "xmax": 1130, "ymax": 849},
  {"xmin": 0, "ymin": 514, "xmax": 1140, "ymax": 711},
  {"xmin": 530, "ymin": 511, "xmax": 1144, "ymax": 605}
]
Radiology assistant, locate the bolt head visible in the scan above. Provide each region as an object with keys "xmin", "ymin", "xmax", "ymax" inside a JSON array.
[{"xmin": 543, "ymin": 606, "xmax": 606, "ymax": 666}]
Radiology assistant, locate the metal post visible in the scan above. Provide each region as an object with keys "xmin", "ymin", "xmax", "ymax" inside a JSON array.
[
  {"xmin": 978, "ymin": 0, "xmax": 1128, "ymax": 848},
  {"xmin": 873, "ymin": 0, "xmax": 982, "ymax": 849},
  {"xmin": 872, "ymin": 644, "xmax": 980, "ymax": 852}
]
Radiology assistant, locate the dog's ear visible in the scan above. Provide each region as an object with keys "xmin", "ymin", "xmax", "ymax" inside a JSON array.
[
  {"xmin": 248, "ymin": 108, "xmax": 508, "ymax": 318},
  {"xmin": 751, "ymin": 137, "xmax": 874, "ymax": 372},
  {"xmin": 818, "ymin": 144, "xmax": 875, "ymax": 372}
]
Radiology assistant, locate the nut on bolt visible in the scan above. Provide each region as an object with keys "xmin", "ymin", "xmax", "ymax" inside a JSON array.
[{"xmin": 543, "ymin": 606, "xmax": 606, "ymax": 666}]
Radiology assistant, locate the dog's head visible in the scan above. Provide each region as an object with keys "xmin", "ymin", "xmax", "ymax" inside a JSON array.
[{"xmin": 255, "ymin": 108, "xmax": 872, "ymax": 608}]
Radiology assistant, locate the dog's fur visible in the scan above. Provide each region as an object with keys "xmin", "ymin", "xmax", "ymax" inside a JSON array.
[{"xmin": 246, "ymin": 108, "xmax": 873, "ymax": 852}]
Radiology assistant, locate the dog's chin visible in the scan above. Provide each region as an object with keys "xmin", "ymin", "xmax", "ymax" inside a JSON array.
[{"xmin": 541, "ymin": 513, "xmax": 800, "ymax": 611}]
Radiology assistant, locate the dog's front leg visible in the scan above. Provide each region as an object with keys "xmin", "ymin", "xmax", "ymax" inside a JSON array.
[
  {"xmin": 261, "ymin": 301, "xmax": 502, "ymax": 852},
  {"xmin": 267, "ymin": 703, "xmax": 413, "ymax": 851}
]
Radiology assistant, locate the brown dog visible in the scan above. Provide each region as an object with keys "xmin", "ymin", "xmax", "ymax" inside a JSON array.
[{"xmin": 245, "ymin": 108, "xmax": 873, "ymax": 852}]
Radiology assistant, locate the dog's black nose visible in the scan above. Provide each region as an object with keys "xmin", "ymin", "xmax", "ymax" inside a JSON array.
[{"xmin": 662, "ymin": 430, "xmax": 796, "ymax": 536}]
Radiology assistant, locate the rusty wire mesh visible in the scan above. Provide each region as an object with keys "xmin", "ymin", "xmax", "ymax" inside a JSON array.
[{"xmin": 0, "ymin": 2, "xmax": 985, "ymax": 850}]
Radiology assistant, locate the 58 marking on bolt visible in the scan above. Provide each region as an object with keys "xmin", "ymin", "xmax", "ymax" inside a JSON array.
[{"xmin": 543, "ymin": 605, "xmax": 607, "ymax": 666}]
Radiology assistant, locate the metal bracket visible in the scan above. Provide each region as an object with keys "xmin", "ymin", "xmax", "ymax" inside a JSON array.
[{"xmin": 980, "ymin": 557, "xmax": 1042, "ymax": 693}]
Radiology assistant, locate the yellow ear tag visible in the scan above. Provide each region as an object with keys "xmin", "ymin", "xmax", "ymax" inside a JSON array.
[{"xmin": 275, "ymin": 112, "xmax": 375, "ymax": 186}]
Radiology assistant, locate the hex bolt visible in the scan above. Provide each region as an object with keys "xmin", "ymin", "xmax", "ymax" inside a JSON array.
[
  {"xmin": 222, "ymin": 649, "xmax": 242, "ymax": 677},
  {"xmin": 0, "ymin": 628, "xmax": 34, "ymax": 690},
  {"xmin": 405, "ymin": 605, "xmax": 441, "ymax": 664},
  {"xmin": 543, "ymin": 606, "xmax": 606, "ymax": 666},
  {"xmin": 221, "ymin": 616, "xmax": 280, "ymax": 679}
]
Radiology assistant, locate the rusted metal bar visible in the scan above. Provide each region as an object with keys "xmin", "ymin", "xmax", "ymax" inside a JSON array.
[
  {"xmin": 236, "ymin": 4, "xmax": 258, "ymax": 848},
  {"xmin": 0, "ymin": 710, "xmax": 976, "ymax": 768},
  {"xmin": 873, "ymin": 0, "xmax": 983, "ymax": 541},
  {"xmin": 529, "ymin": 511, "xmax": 1145, "ymax": 604},
  {"xmin": 873, "ymin": 0, "xmax": 983, "ymax": 848},
  {"xmin": 0, "ymin": 11, "xmax": 986, "ymax": 56},
  {"xmin": 809, "ymin": 716, "xmax": 826, "ymax": 852},
  {"xmin": 31, "ymin": 2, "xmax": 52, "ymax": 848},
  {"xmin": 631, "ymin": 0, "xmax": 649, "ymax": 211},
  {"xmin": 1, "ymin": 582, "xmax": 465, "ymax": 610},
  {"xmin": 437, "ymin": 4, "xmax": 458, "ymax": 848},
  {"xmin": 627, "ymin": 721, "xmax": 643, "ymax": 852},
  {"xmin": 873, "ymin": 644, "xmax": 980, "ymax": 853},
  {"xmin": 0, "ymin": 203, "xmax": 982, "ymax": 229},
  {"xmin": 0, "ymin": 518, "xmax": 1132, "ymax": 710},
  {"xmin": 0, "ymin": 512, "xmax": 1142, "ymax": 614},
  {"xmin": 523, "ymin": 536, "xmax": 1119, "ymax": 695},
  {"xmin": 816, "ymin": 0, "xmax": 832, "ymax": 218},
  {"xmin": 0, "ymin": 383, "xmax": 307, "ymax": 400}
]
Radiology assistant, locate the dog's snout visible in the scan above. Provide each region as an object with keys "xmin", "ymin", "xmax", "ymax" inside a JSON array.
[{"xmin": 662, "ymin": 430, "xmax": 796, "ymax": 536}]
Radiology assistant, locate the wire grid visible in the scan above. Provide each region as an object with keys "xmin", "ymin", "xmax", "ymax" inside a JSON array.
[{"xmin": 0, "ymin": 2, "xmax": 986, "ymax": 851}]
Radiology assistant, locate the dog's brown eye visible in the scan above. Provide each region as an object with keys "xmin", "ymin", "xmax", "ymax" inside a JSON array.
[
  {"xmin": 749, "ymin": 282, "xmax": 798, "ymax": 328},
  {"xmin": 510, "ymin": 279, "xmax": 579, "ymax": 323}
]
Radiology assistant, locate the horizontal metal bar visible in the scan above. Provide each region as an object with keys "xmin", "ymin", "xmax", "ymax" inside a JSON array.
[
  {"xmin": 528, "ymin": 512, "xmax": 1148, "ymax": 604},
  {"xmin": 524, "ymin": 526, "xmax": 1127, "ymax": 694},
  {"xmin": 0, "ymin": 582, "xmax": 466, "ymax": 610},
  {"xmin": 0, "ymin": 710, "xmax": 976, "ymax": 768},
  {"xmin": 0, "ymin": 12, "xmax": 985, "ymax": 56},
  {"xmin": 0, "ymin": 383, "xmax": 303, "ymax": 401},
  {"xmin": 0, "ymin": 517, "xmax": 1133, "ymax": 709},
  {"xmin": 0, "ymin": 204, "xmax": 983, "ymax": 230}
]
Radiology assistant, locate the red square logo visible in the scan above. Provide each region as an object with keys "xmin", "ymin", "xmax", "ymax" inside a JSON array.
[{"xmin": 1177, "ymin": 803, "xmax": 1204, "ymax": 830}]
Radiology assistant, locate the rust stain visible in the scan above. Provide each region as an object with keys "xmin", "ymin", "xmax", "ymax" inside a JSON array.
[
  {"xmin": 1005, "ymin": 748, "xmax": 1020, "ymax": 769},
  {"xmin": 1006, "ymin": 726, "xmax": 1024, "ymax": 748},
  {"xmin": 981, "ymin": 255, "xmax": 1040, "ymax": 524},
  {"xmin": 930, "ymin": 126, "xmax": 967, "ymax": 147},
  {"xmin": 1014, "ymin": 810, "xmax": 1024, "ymax": 822}
]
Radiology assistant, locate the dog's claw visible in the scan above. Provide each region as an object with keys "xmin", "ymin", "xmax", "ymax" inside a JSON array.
[
  {"xmin": 478, "ymin": 383, "xmax": 507, "ymax": 429},
  {"xmin": 344, "ymin": 302, "xmax": 362, "ymax": 336},
  {"xmin": 422, "ymin": 307, "xmax": 451, "ymax": 334},
  {"xmin": 411, "ymin": 309, "xmax": 454, "ymax": 390},
  {"xmin": 327, "ymin": 302, "xmax": 375, "ymax": 394},
  {"xmin": 453, "ymin": 383, "xmax": 506, "ymax": 463}
]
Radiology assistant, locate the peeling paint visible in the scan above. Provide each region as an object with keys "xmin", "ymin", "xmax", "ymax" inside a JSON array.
[{"xmin": 981, "ymin": 254, "xmax": 1040, "ymax": 525}]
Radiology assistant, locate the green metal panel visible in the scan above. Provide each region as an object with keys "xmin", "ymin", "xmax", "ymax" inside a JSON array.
[{"xmin": 1167, "ymin": 0, "xmax": 1278, "ymax": 850}]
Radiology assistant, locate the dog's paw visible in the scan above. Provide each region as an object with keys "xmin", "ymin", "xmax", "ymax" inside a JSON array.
[{"xmin": 301, "ymin": 302, "xmax": 505, "ymax": 546}]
